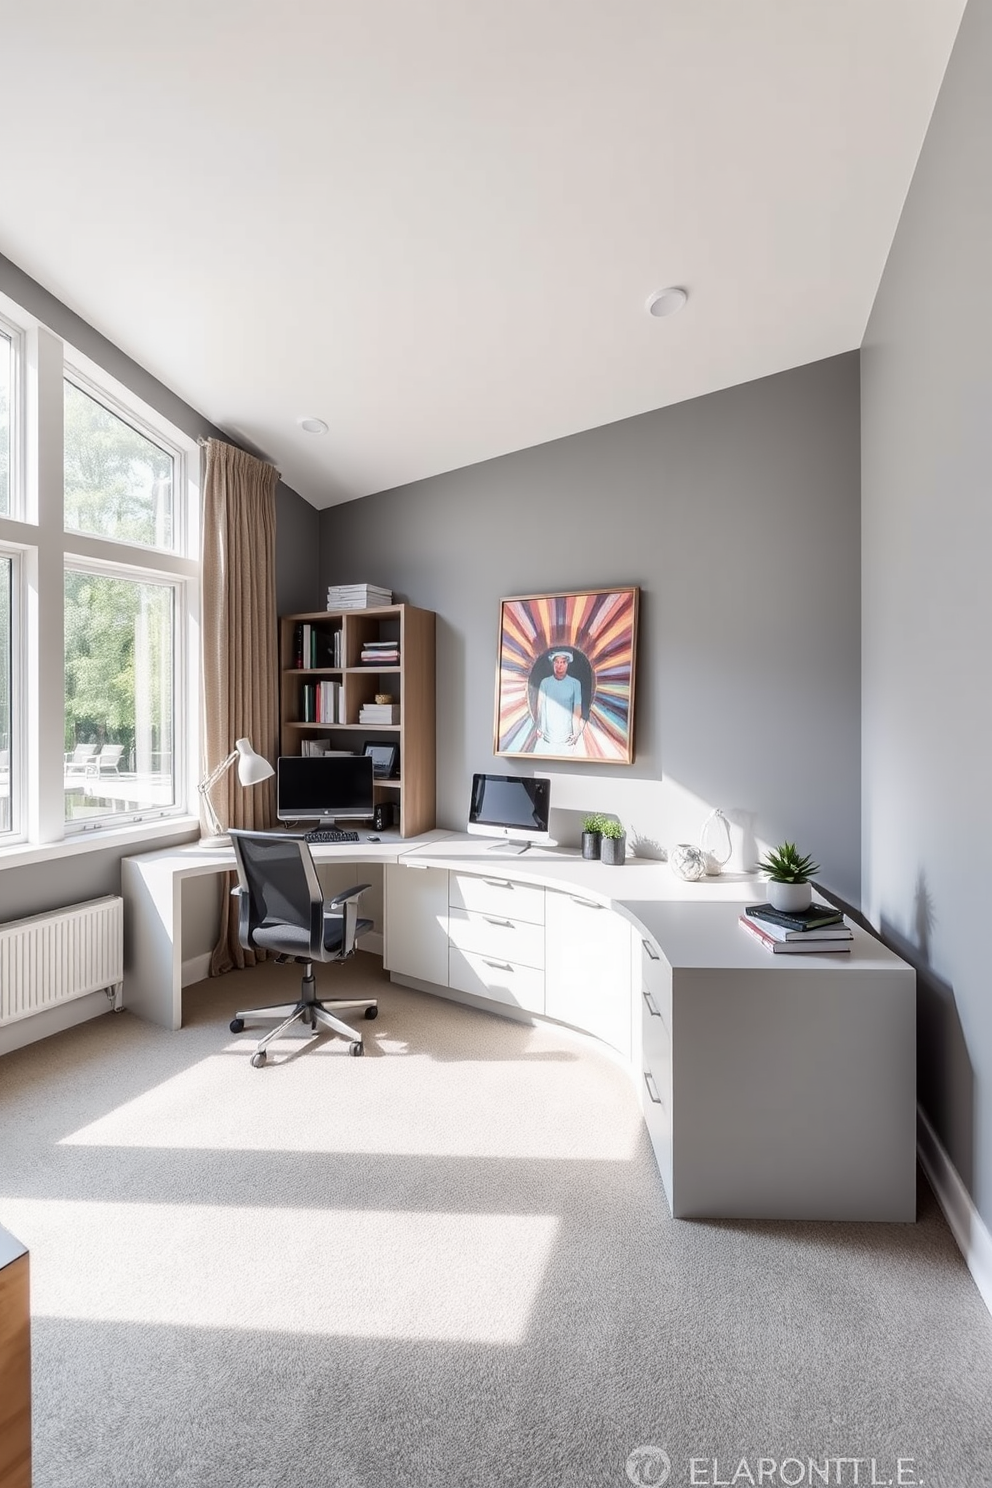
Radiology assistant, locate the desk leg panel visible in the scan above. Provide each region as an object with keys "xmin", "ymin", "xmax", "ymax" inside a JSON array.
[
  {"xmin": 122, "ymin": 857, "xmax": 185, "ymax": 1031},
  {"xmin": 671, "ymin": 965, "xmax": 917, "ymax": 1221}
]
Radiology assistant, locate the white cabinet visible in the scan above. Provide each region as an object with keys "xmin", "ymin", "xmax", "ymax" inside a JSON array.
[
  {"xmin": 636, "ymin": 932, "xmax": 673, "ymax": 1203},
  {"xmin": 447, "ymin": 873, "xmax": 545, "ymax": 1014},
  {"xmin": 383, "ymin": 864, "xmax": 448, "ymax": 986},
  {"xmin": 545, "ymin": 890, "xmax": 632, "ymax": 1056}
]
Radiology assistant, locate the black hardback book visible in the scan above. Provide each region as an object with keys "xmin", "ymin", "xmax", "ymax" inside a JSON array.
[{"xmin": 746, "ymin": 901, "xmax": 844, "ymax": 932}]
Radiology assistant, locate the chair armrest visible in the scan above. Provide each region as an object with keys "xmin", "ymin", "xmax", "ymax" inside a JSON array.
[{"xmin": 324, "ymin": 883, "xmax": 371, "ymax": 910}]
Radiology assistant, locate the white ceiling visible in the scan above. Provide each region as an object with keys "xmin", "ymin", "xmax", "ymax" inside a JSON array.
[{"xmin": 0, "ymin": 1, "xmax": 965, "ymax": 509}]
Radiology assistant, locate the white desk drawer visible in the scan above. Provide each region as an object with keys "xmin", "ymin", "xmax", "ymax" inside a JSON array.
[
  {"xmin": 448, "ymin": 947, "xmax": 545, "ymax": 1014},
  {"xmin": 449, "ymin": 873, "xmax": 545, "ymax": 925},
  {"xmin": 448, "ymin": 907, "xmax": 545, "ymax": 969},
  {"xmin": 640, "ymin": 936, "xmax": 672, "ymax": 1030}
]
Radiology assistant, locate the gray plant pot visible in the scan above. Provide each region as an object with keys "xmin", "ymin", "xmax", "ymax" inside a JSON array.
[
  {"xmin": 581, "ymin": 831, "xmax": 602, "ymax": 860},
  {"xmin": 600, "ymin": 834, "xmax": 626, "ymax": 866}
]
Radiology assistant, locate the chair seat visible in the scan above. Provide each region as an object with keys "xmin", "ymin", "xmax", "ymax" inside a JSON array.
[{"xmin": 252, "ymin": 914, "xmax": 374, "ymax": 958}]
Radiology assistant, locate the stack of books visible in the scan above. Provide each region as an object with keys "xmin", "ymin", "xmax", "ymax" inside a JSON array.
[
  {"xmin": 359, "ymin": 702, "xmax": 400, "ymax": 725},
  {"xmin": 739, "ymin": 900, "xmax": 853, "ymax": 954},
  {"xmin": 300, "ymin": 679, "xmax": 343, "ymax": 723},
  {"xmin": 326, "ymin": 584, "xmax": 392, "ymax": 610},
  {"xmin": 360, "ymin": 639, "xmax": 400, "ymax": 666}
]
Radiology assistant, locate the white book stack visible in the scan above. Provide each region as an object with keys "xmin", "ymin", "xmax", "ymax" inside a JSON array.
[
  {"xmin": 359, "ymin": 704, "xmax": 400, "ymax": 725},
  {"xmin": 326, "ymin": 584, "xmax": 392, "ymax": 610},
  {"xmin": 317, "ymin": 679, "xmax": 342, "ymax": 723}
]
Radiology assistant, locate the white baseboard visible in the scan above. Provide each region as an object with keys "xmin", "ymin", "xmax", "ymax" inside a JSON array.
[
  {"xmin": 918, "ymin": 1103, "xmax": 992, "ymax": 1318},
  {"xmin": 182, "ymin": 953, "xmax": 213, "ymax": 988}
]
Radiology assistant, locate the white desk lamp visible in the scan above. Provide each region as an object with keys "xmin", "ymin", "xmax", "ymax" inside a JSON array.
[{"xmin": 198, "ymin": 737, "xmax": 274, "ymax": 849}]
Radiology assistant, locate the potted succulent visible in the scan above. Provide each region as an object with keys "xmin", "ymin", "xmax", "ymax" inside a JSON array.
[
  {"xmin": 599, "ymin": 818, "xmax": 627, "ymax": 866},
  {"xmin": 581, "ymin": 813, "xmax": 605, "ymax": 860},
  {"xmin": 756, "ymin": 841, "xmax": 820, "ymax": 912}
]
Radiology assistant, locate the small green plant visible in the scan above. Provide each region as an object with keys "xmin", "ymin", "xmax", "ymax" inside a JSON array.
[
  {"xmin": 582, "ymin": 813, "xmax": 606, "ymax": 834},
  {"xmin": 600, "ymin": 818, "xmax": 625, "ymax": 840},
  {"xmin": 756, "ymin": 841, "xmax": 820, "ymax": 883}
]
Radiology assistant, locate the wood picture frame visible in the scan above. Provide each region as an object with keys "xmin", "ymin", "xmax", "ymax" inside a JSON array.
[{"xmin": 493, "ymin": 587, "xmax": 639, "ymax": 764}]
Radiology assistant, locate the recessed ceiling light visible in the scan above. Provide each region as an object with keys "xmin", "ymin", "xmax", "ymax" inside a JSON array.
[
  {"xmin": 297, "ymin": 417, "xmax": 328, "ymax": 434},
  {"xmin": 646, "ymin": 287, "xmax": 688, "ymax": 319}
]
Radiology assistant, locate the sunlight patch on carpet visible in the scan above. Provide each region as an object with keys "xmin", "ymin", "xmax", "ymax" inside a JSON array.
[
  {"xmin": 1, "ymin": 1198, "xmax": 559, "ymax": 1342},
  {"xmin": 57, "ymin": 1045, "xmax": 642, "ymax": 1160}
]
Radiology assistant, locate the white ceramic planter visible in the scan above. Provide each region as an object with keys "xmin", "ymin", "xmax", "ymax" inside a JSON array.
[{"xmin": 766, "ymin": 880, "xmax": 813, "ymax": 912}]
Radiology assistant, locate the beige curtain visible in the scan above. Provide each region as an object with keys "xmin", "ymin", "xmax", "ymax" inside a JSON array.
[{"xmin": 200, "ymin": 437, "xmax": 280, "ymax": 975}]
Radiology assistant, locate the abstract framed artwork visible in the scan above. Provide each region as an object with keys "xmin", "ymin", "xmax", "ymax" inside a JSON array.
[{"xmin": 493, "ymin": 587, "xmax": 639, "ymax": 763}]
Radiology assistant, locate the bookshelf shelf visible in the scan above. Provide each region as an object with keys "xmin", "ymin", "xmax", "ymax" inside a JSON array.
[{"xmin": 279, "ymin": 603, "xmax": 435, "ymax": 836}]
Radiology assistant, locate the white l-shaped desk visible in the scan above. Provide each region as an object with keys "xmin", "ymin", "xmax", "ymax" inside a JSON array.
[{"xmin": 121, "ymin": 832, "xmax": 916, "ymax": 1223}]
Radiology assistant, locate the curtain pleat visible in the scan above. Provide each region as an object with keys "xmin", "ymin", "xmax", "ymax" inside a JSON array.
[{"xmin": 200, "ymin": 437, "xmax": 280, "ymax": 975}]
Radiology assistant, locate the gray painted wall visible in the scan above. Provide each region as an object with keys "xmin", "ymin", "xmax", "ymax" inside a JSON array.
[
  {"xmin": 321, "ymin": 353, "xmax": 863, "ymax": 903},
  {"xmin": 861, "ymin": 0, "xmax": 992, "ymax": 1221},
  {"xmin": 0, "ymin": 253, "xmax": 318, "ymax": 934}
]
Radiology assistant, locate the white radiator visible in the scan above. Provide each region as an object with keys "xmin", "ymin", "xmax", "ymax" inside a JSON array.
[{"xmin": 0, "ymin": 896, "xmax": 124, "ymax": 1026}]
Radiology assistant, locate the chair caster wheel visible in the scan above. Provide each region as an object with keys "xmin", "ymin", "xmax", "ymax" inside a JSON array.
[
  {"xmin": 251, "ymin": 1051, "xmax": 267, "ymax": 1069},
  {"xmin": 230, "ymin": 1018, "xmax": 244, "ymax": 1033},
  {"xmin": 364, "ymin": 1005, "xmax": 378, "ymax": 1020},
  {"xmin": 350, "ymin": 1041, "xmax": 364, "ymax": 1057}
]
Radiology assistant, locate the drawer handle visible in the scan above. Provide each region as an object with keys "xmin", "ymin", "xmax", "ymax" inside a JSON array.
[
  {"xmin": 643, "ymin": 1070, "xmax": 663, "ymax": 1105},
  {"xmin": 569, "ymin": 895, "xmax": 601, "ymax": 908},
  {"xmin": 642, "ymin": 939, "xmax": 661, "ymax": 961},
  {"xmin": 484, "ymin": 916, "xmax": 514, "ymax": 927},
  {"xmin": 405, "ymin": 863, "xmax": 430, "ymax": 871},
  {"xmin": 483, "ymin": 878, "xmax": 513, "ymax": 889},
  {"xmin": 484, "ymin": 959, "xmax": 514, "ymax": 972},
  {"xmin": 642, "ymin": 989, "xmax": 661, "ymax": 1018}
]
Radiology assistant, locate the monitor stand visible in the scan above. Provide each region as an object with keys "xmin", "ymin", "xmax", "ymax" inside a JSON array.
[{"xmin": 487, "ymin": 840, "xmax": 531, "ymax": 855}]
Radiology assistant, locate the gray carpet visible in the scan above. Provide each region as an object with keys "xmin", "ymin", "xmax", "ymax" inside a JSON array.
[{"xmin": 1, "ymin": 954, "xmax": 991, "ymax": 1488}]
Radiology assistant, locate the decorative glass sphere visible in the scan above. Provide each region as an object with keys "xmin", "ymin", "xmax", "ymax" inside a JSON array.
[{"xmin": 671, "ymin": 843, "xmax": 707, "ymax": 882}]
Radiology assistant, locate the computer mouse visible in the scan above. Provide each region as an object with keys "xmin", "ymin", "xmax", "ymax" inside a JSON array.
[{"xmin": 367, "ymin": 835, "xmax": 381, "ymax": 843}]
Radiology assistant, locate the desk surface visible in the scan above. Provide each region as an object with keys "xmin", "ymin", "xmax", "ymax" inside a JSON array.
[{"xmin": 122, "ymin": 830, "xmax": 902, "ymax": 1008}]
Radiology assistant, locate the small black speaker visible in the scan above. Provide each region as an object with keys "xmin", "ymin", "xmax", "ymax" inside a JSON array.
[{"xmin": 373, "ymin": 802, "xmax": 393, "ymax": 832}]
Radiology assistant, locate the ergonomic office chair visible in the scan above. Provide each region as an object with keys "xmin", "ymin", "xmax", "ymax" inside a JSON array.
[{"xmin": 227, "ymin": 829, "xmax": 378, "ymax": 1067}]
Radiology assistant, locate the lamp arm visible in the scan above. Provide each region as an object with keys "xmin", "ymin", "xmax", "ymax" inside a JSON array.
[{"xmin": 198, "ymin": 750, "xmax": 237, "ymax": 838}]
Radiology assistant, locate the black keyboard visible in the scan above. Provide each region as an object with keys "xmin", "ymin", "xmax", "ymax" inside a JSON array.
[{"xmin": 304, "ymin": 828, "xmax": 360, "ymax": 844}]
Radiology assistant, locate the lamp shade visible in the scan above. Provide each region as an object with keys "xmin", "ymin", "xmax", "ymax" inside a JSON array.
[{"xmin": 235, "ymin": 737, "xmax": 275, "ymax": 787}]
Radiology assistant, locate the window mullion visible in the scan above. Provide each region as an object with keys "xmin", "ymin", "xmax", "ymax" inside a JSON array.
[{"xmin": 26, "ymin": 325, "xmax": 65, "ymax": 844}]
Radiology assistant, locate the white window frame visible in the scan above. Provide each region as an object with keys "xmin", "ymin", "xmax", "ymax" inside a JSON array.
[
  {"xmin": 0, "ymin": 287, "xmax": 200, "ymax": 864},
  {"xmin": 0, "ymin": 310, "xmax": 26, "ymax": 523},
  {"xmin": 0, "ymin": 544, "xmax": 24, "ymax": 839}
]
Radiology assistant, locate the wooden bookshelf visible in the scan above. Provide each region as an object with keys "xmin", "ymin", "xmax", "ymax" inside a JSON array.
[{"xmin": 279, "ymin": 604, "xmax": 436, "ymax": 837}]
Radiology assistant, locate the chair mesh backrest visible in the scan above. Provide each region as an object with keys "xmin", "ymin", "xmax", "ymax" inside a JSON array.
[{"xmin": 230, "ymin": 833, "xmax": 318, "ymax": 942}]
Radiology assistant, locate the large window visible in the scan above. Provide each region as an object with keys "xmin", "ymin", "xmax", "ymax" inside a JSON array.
[
  {"xmin": 0, "ymin": 289, "xmax": 198, "ymax": 852},
  {"xmin": 64, "ymin": 379, "xmax": 175, "ymax": 549},
  {"xmin": 64, "ymin": 569, "xmax": 176, "ymax": 825},
  {"xmin": 0, "ymin": 555, "xmax": 11, "ymax": 834}
]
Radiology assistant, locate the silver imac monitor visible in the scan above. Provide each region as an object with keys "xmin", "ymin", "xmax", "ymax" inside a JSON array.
[
  {"xmin": 276, "ymin": 755, "xmax": 375, "ymax": 826},
  {"xmin": 467, "ymin": 772, "xmax": 554, "ymax": 854}
]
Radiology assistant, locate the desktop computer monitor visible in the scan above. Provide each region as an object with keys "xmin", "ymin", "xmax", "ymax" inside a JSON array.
[
  {"xmin": 276, "ymin": 754, "xmax": 375, "ymax": 826},
  {"xmin": 467, "ymin": 772, "xmax": 554, "ymax": 853}
]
